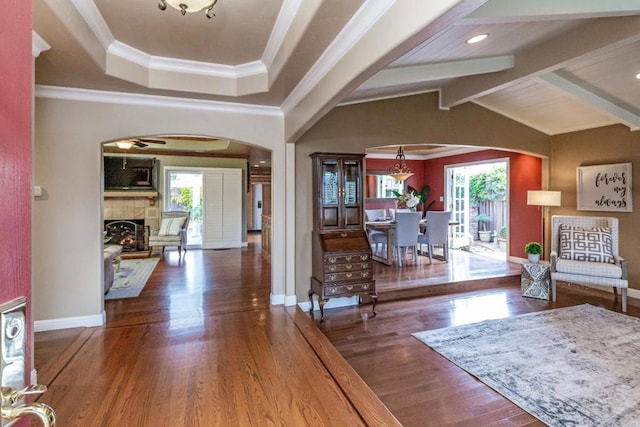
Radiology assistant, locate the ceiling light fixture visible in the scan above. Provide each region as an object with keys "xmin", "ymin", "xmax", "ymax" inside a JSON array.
[
  {"xmin": 388, "ymin": 146, "xmax": 414, "ymax": 182},
  {"xmin": 636, "ymin": 73, "xmax": 640, "ymax": 79},
  {"xmin": 466, "ymin": 34, "xmax": 488, "ymax": 44},
  {"xmin": 158, "ymin": 0, "xmax": 218, "ymax": 18},
  {"xmin": 115, "ymin": 141, "xmax": 133, "ymax": 149}
]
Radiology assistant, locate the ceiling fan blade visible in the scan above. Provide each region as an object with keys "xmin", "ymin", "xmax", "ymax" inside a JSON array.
[{"xmin": 133, "ymin": 141, "xmax": 148, "ymax": 148}]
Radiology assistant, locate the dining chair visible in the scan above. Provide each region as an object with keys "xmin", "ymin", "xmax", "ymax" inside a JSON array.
[
  {"xmin": 365, "ymin": 209, "xmax": 387, "ymax": 254},
  {"xmin": 365, "ymin": 209, "xmax": 387, "ymax": 221},
  {"xmin": 392, "ymin": 211, "xmax": 422, "ymax": 267},
  {"xmin": 418, "ymin": 211, "xmax": 452, "ymax": 264}
]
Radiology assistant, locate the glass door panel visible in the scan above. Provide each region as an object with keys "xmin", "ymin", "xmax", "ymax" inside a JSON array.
[
  {"xmin": 167, "ymin": 171, "xmax": 203, "ymax": 247},
  {"xmin": 322, "ymin": 161, "xmax": 339, "ymax": 205},
  {"xmin": 342, "ymin": 160, "xmax": 361, "ymax": 205},
  {"xmin": 447, "ymin": 166, "xmax": 469, "ymax": 249}
]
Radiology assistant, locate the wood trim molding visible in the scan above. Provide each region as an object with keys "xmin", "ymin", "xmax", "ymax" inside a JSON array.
[{"xmin": 286, "ymin": 306, "xmax": 402, "ymax": 426}]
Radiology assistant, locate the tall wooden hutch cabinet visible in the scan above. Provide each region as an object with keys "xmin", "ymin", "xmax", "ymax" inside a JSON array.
[{"xmin": 309, "ymin": 153, "xmax": 377, "ymax": 321}]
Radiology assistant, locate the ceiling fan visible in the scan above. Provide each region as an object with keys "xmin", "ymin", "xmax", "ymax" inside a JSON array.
[{"xmin": 115, "ymin": 138, "xmax": 166, "ymax": 149}]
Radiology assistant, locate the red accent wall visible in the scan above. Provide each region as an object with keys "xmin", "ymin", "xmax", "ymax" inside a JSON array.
[
  {"xmin": 366, "ymin": 150, "xmax": 542, "ymax": 258},
  {"xmin": 1, "ymin": 0, "xmax": 33, "ymax": 392}
]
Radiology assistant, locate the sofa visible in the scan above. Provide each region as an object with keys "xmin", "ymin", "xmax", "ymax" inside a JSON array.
[{"xmin": 104, "ymin": 245, "xmax": 123, "ymax": 294}]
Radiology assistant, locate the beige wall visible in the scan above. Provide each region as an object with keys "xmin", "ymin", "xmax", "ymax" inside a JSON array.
[
  {"xmin": 35, "ymin": 88, "xmax": 640, "ymax": 324},
  {"xmin": 550, "ymin": 125, "xmax": 640, "ymax": 289},
  {"xmin": 33, "ymin": 96, "xmax": 287, "ymax": 324},
  {"xmin": 294, "ymin": 92, "xmax": 551, "ymax": 302}
]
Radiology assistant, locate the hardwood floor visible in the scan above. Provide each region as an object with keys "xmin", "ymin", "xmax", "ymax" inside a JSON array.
[{"xmin": 33, "ymin": 235, "xmax": 636, "ymax": 426}]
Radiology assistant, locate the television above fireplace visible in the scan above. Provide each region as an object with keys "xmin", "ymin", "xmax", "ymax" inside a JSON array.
[{"xmin": 104, "ymin": 156, "xmax": 157, "ymax": 191}]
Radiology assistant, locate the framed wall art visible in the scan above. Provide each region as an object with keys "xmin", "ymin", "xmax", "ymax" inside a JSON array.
[{"xmin": 577, "ymin": 162, "xmax": 632, "ymax": 212}]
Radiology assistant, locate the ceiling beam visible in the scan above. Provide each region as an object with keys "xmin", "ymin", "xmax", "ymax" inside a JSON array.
[
  {"xmin": 357, "ymin": 56, "xmax": 513, "ymax": 91},
  {"xmin": 463, "ymin": 0, "xmax": 640, "ymax": 24},
  {"xmin": 537, "ymin": 72, "xmax": 640, "ymax": 131},
  {"xmin": 440, "ymin": 15, "xmax": 640, "ymax": 109}
]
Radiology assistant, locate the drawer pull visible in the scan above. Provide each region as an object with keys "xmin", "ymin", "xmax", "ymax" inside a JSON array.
[
  {"xmin": 360, "ymin": 255, "xmax": 369, "ymax": 261},
  {"xmin": 329, "ymin": 257, "xmax": 337, "ymax": 264},
  {"xmin": 361, "ymin": 263, "xmax": 369, "ymax": 269},
  {"xmin": 329, "ymin": 274, "xmax": 337, "ymax": 281},
  {"xmin": 330, "ymin": 288, "xmax": 337, "ymax": 294},
  {"xmin": 345, "ymin": 256, "xmax": 353, "ymax": 261},
  {"xmin": 345, "ymin": 264, "xmax": 353, "ymax": 270},
  {"xmin": 340, "ymin": 232, "xmax": 348, "ymax": 238},
  {"xmin": 345, "ymin": 272, "xmax": 353, "ymax": 278},
  {"xmin": 362, "ymin": 271, "xmax": 369, "ymax": 278},
  {"xmin": 329, "ymin": 266, "xmax": 336, "ymax": 272},
  {"xmin": 362, "ymin": 284, "xmax": 369, "ymax": 290},
  {"xmin": 346, "ymin": 285, "xmax": 354, "ymax": 291}
]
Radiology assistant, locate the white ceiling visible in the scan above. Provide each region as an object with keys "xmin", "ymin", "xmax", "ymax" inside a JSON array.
[{"xmin": 33, "ymin": 0, "xmax": 640, "ymax": 164}]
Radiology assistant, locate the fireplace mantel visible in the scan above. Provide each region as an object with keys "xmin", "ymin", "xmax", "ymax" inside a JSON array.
[{"xmin": 104, "ymin": 190, "xmax": 158, "ymax": 206}]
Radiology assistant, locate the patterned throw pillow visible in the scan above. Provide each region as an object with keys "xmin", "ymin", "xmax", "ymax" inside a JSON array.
[
  {"xmin": 158, "ymin": 217, "xmax": 185, "ymax": 236},
  {"xmin": 559, "ymin": 224, "xmax": 614, "ymax": 263}
]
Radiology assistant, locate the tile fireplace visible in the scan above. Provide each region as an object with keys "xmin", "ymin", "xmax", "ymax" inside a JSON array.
[{"xmin": 104, "ymin": 219, "xmax": 148, "ymax": 252}]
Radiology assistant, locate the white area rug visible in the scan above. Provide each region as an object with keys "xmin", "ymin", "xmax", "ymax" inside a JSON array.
[
  {"xmin": 105, "ymin": 257, "xmax": 160, "ymax": 299},
  {"xmin": 413, "ymin": 304, "xmax": 640, "ymax": 426}
]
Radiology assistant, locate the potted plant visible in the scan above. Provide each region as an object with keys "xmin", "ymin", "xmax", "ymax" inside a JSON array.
[
  {"xmin": 475, "ymin": 213, "xmax": 492, "ymax": 242},
  {"xmin": 524, "ymin": 241, "xmax": 542, "ymax": 264},
  {"xmin": 497, "ymin": 226, "xmax": 507, "ymax": 249}
]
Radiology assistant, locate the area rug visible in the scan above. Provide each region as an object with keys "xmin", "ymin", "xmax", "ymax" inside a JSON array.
[
  {"xmin": 104, "ymin": 257, "xmax": 160, "ymax": 299},
  {"xmin": 412, "ymin": 304, "xmax": 640, "ymax": 426}
]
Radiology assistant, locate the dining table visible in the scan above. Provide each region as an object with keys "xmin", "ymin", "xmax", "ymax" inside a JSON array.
[{"xmin": 365, "ymin": 218, "xmax": 459, "ymax": 266}]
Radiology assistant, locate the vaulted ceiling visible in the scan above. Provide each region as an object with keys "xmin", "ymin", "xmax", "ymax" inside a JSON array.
[{"xmin": 33, "ymin": 0, "xmax": 640, "ymax": 162}]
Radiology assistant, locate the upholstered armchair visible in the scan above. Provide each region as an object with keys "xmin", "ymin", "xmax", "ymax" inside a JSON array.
[
  {"xmin": 148, "ymin": 211, "xmax": 190, "ymax": 257},
  {"xmin": 550, "ymin": 215, "xmax": 628, "ymax": 312}
]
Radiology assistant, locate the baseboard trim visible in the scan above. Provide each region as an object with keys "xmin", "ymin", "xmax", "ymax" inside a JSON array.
[
  {"xmin": 270, "ymin": 293, "xmax": 284, "ymax": 305},
  {"xmin": 628, "ymin": 288, "xmax": 640, "ymax": 300},
  {"xmin": 284, "ymin": 294, "xmax": 297, "ymax": 306},
  {"xmin": 34, "ymin": 311, "xmax": 105, "ymax": 332},
  {"xmin": 298, "ymin": 296, "xmax": 359, "ymax": 313}
]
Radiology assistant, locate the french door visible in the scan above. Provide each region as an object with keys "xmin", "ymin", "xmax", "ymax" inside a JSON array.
[{"xmin": 446, "ymin": 166, "xmax": 470, "ymax": 248}]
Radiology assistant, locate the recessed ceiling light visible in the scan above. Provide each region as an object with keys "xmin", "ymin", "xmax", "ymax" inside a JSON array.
[
  {"xmin": 259, "ymin": 160, "xmax": 266, "ymax": 164},
  {"xmin": 253, "ymin": 164, "xmax": 260, "ymax": 167},
  {"xmin": 636, "ymin": 73, "xmax": 640, "ymax": 79},
  {"xmin": 466, "ymin": 34, "xmax": 488, "ymax": 44}
]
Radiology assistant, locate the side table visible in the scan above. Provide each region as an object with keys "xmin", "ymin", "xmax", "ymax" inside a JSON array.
[{"xmin": 521, "ymin": 262, "xmax": 550, "ymax": 300}]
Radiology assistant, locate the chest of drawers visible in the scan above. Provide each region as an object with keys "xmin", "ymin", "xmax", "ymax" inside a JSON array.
[{"xmin": 310, "ymin": 230, "xmax": 377, "ymax": 321}]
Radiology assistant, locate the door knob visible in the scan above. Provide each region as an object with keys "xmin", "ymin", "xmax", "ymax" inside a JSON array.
[{"xmin": 1, "ymin": 385, "xmax": 56, "ymax": 427}]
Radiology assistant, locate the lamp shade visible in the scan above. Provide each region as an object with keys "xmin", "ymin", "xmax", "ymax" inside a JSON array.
[{"xmin": 527, "ymin": 190, "xmax": 561, "ymax": 207}]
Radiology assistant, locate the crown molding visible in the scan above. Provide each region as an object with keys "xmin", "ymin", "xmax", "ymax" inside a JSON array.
[
  {"xmin": 262, "ymin": 0, "xmax": 302, "ymax": 68},
  {"xmin": 281, "ymin": 0, "xmax": 394, "ymax": 113},
  {"xmin": 72, "ymin": 0, "xmax": 115, "ymax": 49},
  {"xmin": 72, "ymin": 0, "xmax": 301, "ymax": 97},
  {"xmin": 34, "ymin": 85, "xmax": 284, "ymax": 117},
  {"xmin": 32, "ymin": 31, "xmax": 51, "ymax": 58}
]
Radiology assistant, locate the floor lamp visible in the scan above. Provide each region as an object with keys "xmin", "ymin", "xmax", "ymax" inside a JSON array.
[{"xmin": 527, "ymin": 190, "xmax": 562, "ymax": 260}]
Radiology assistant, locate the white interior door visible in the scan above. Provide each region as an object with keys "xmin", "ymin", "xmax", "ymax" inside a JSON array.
[{"xmin": 203, "ymin": 168, "xmax": 242, "ymax": 249}]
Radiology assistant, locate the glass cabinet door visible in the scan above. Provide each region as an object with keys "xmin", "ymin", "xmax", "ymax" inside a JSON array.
[
  {"xmin": 322, "ymin": 160, "xmax": 339, "ymax": 205},
  {"xmin": 313, "ymin": 154, "xmax": 364, "ymax": 230},
  {"xmin": 342, "ymin": 159, "xmax": 362, "ymax": 227},
  {"xmin": 342, "ymin": 160, "xmax": 361, "ymax": 205}
]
